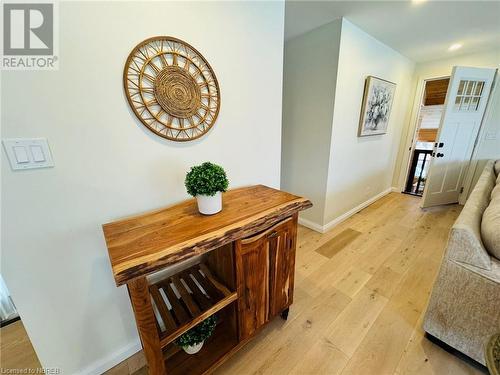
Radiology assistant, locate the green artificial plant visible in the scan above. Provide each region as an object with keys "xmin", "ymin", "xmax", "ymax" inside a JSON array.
[
  {"xmin": 175, "ymin": 315, "xmax": 217, "ymax": 348},
  {"xmin": 185, "ymin": 162, "xmax": 229, "ymax": 197}
]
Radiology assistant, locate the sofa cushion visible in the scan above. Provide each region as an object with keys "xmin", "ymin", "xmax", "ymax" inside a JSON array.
[
  {"xmin": 451, "ymin": 161, "xmax": 495, "ymax": 269},
  {"xmin": 495, "ymin": 160, "xmax": 500, "ymax": 176},
  {"xmin": 481, "ymin": 195, "xmax": 500, "ymax": 260}
]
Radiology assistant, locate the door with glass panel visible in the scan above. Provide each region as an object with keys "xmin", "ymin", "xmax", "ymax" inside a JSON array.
[{"xmin": 422, "ymin": 66, "xmax": 497, "ymax": 208}]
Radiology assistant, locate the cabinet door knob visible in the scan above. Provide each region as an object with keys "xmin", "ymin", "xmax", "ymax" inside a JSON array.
[{"xmin": 268, "ymin": 231, "xmax": 278, "ymax": 238}]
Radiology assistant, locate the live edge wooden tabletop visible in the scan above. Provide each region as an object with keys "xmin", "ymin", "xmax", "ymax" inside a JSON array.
[{"xmin": 102, "ymin": 185, "xmax": 312, "ymax": 286}]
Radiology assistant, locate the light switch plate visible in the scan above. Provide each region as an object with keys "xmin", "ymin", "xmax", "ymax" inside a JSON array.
[
  {"xmin": 13, "ymin": 146, "xmax": 29, "ymax": 163},
  {"xmin": 2, "ymin": 138, "xmax": 54, "ymax": 170}
]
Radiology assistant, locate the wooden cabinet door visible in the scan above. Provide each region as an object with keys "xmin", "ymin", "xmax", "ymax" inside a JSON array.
[
  {"xmin": 235, "ymin": 215, "xmax": 297, "ymax": 340},
  {"xmin": 268, "ymin": 215, "xmax": 297, "ymax": 318},
  {"xmin": 235, "ymin": 230, "xmax": 269, "ymax": 340}
]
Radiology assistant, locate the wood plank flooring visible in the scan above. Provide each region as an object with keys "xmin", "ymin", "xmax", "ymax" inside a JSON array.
[
  {"xmin": 0, "ymin": 320, "xmax": 41, "ymax": 371},
  {"xmin": 3, "ymin": 193, "xmax": 483, "ymax": 375},
  {"xmin": 214, "ymin": 193, "xmax": 482, "ymax": 375}
]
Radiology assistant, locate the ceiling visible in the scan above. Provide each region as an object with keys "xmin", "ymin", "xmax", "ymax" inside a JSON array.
[{"xmin": 285, "ymin": 1, "xmax": 500, "ymax": 63}]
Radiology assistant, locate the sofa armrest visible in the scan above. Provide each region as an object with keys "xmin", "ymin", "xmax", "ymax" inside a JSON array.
[
  {"xmin": 446, "ymin": 160, "xmax": 496, "ymax": 270},
  {"xmin": 453, "ymin": 256, "xmax": 500, "ymax": 284},
  {"xmin": 447, "ymin": 225, "xmax": 491, "ymax": 270}
]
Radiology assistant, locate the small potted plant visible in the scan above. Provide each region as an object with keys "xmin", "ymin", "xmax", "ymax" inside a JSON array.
[
  {"xmin": 175, "ymin": 315, "xmax": 217, "ymax": 354},
  {"xmin": 185, "ymin": 162, "xmax": 229, "ymax": 215}
]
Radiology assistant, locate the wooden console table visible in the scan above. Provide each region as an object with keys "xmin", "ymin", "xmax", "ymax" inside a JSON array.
[{"xmin": 102, "ymin": 185, "xmax": 311, "ymax": 374}]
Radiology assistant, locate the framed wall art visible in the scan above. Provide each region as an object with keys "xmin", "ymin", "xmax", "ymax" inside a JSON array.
[{"xmin": 358, "ymin": 76, "xmax": 396, "ymax": 137}]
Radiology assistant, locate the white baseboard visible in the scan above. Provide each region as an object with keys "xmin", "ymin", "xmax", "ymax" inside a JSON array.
[
  {"xmin": 391, "ymin": 186, "xmax": 401, "ymax": 193},
  {"xmin": 297, "ymin": 217, "xmax": 324, "ymax": 233},
  {"xmin": 76, "ymin": 339, "xmax": 141, "ymax": 375},
  {"xmin": 299, "ymin": 187, "xmax": 394, "ymax": 234}
]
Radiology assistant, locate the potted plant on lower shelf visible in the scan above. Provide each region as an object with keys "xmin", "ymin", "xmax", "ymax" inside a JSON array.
[
  {"xmin": 185, "ymin": 162, "xmax": 229, "ymax": 215},
  {"xmin": 175, "ymin": 315, "xmax": 217, "ymax": 354}
]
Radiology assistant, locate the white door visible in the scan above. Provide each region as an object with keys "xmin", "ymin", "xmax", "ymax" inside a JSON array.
[{"xmin": 422, "ymin": 66, "xmax": 496, "ymax": 208}]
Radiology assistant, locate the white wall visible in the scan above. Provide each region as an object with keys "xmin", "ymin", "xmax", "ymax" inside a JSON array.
[
  {"xmin": 281, "ymin": 20, "xmax": 341, "ymax": 226},
  {"xmin": 414, "ymin": 50, "xmax": 499, "ymax": 79},
  {"xmin": 324, "ymin": 19, "xmax": 415, "ymax": 224},
  {"xmin": 1, "ymin": 2, "xmax": 285, "ymax": 374},
  {"xmin": 393, "ymin": 49, "xmax": 500, "ymax": 190}
]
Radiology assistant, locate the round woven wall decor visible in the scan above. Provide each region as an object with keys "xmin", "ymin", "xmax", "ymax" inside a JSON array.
[{"xmin": 123, "ymin": 36, "xmax": 220, "ymax": 141}]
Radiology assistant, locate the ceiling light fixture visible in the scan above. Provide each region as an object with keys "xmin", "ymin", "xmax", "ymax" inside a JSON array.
[
  {"xmin": 412, "ymin": 0, "xmax": 427, "ymax": 4},
  {"xmin": 448, "ymin": 43, "xmax": 463, "ymax": 51}
]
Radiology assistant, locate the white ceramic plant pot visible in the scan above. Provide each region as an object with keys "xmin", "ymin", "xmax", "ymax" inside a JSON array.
[
  {"xmin": 183, "ymin": 341, "xmax": 204, "ymax": 354},
  {"xmin": 196, "ymin": 192, "xmax": 222, "ymax": 215}
]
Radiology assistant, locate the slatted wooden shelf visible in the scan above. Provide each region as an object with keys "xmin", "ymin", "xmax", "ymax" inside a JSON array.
[{"xmin": 149, "ymin": 263, "xmax": 237, "ymax": 348}]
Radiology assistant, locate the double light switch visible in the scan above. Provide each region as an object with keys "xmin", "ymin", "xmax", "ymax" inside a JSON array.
[{"xmin": 2, "ymin": 138, "xmax": 54, "ymax": 170}]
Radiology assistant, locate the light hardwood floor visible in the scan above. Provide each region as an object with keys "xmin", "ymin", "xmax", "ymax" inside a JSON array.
[
  {"xmin": 213, "ymin": 192, "xmax": 482, "ymax": 375},
  {"xmin": 0, "ymin": 320, "xmax": 41, "ymax": 371},
  {"xmin": 2, "ymin": 193, "xmax": 484, "ymax": 374}
]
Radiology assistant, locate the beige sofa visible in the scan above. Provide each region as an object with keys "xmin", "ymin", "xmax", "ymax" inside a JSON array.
[{"xmin": 423, "ymin": 159, "xmax": 500, "ymax": 365}]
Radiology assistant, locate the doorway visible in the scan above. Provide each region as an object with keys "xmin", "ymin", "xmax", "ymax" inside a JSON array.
[
  {"xmin": 421, "ymin": 66, "xmax": 496, "ymax": 208},
  {"xmin": 404, "ymin": 77, "xmax": 450, "ymax": 196}
]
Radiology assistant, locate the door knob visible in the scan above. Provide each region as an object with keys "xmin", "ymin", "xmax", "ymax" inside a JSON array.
[{"xmin": 436, "ymin": 153, "xmax": 444, "ymax": 158}]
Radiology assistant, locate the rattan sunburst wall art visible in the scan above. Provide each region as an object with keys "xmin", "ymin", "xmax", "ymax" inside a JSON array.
[{"xmin": 123, "ymin": 36, "xmax": 220, "ymax": 141}]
